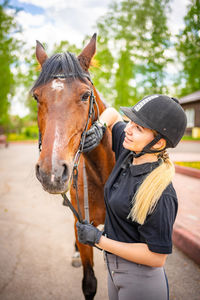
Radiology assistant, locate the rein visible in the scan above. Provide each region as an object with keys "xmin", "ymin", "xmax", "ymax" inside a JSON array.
[{"xmin": 38, "ymin": 73, "xmax": 99, "ymax": 223}]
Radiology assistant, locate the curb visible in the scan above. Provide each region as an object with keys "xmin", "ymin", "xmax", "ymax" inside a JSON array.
[
  {"xmin": 175, "ymin": 164, "xmax": 200, "ymax": 179},
  {"xmin": 173, "ymin": 225, "xmax": 200, "ymax": 265}
]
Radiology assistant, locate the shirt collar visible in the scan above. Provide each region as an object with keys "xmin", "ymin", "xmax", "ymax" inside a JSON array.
[{"xmin": 129, "ymin": 158, "xmax": 162, "ymax": 177}]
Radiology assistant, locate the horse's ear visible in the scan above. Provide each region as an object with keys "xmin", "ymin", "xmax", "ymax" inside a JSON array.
[
  {"xmin": 36, "ymin": 40, "xmax": 48, "ymax": 66},
  {"xmin": 78, "ymin": 33, "xmax": 96, "ymax": 71}
]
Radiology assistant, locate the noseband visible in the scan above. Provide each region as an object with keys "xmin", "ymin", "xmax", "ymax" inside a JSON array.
[{"xmin": 38, "ymin": 72, "xmax": 99, "ymax": 223}]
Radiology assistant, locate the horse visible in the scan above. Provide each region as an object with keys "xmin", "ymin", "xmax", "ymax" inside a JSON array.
[{"xmin": 32, "ymin": 34, "xmax": 115, "ymax": 300}]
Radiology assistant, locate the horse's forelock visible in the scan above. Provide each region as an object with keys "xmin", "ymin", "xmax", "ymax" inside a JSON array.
[{"xmin": 31, "ymin": 51, "xmax": 88, "ymax": 92}]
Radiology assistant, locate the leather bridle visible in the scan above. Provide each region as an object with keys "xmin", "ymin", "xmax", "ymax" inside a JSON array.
[{"xmin": 38, "ymin": 73, "xmax": 99, "ymax": 223}]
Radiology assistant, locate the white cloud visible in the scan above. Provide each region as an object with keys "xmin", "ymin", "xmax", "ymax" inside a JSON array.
[
  {"xmin": 14, "ymin": 0, "xmax": 112, "ymax": 50},
  {"xmin": 16, "ymin": 10, "xmax": 45, "ymax": 29},
  {"xmin": 168, "ymin": 0, "xmax": 190, "ymax": 35}
]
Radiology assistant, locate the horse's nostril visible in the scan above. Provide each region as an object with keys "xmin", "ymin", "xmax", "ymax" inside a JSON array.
[
  {"xmin": 62, "ymin": 163, "xmax": 69, "ymax": 182},
  {"xmin": 36, "ymin": 163, "xmax": 40, "ymax": 179}
]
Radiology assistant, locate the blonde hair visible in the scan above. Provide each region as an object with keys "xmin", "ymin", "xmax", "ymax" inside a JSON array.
[{"xmin": 128, "ymin": 148, "xmax": 175, "ymax": 225}]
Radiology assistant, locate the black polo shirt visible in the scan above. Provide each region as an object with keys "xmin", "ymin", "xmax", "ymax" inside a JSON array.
[{"xmin": 104, "ymin": 121, "xmax": 178, "ymax": 254}]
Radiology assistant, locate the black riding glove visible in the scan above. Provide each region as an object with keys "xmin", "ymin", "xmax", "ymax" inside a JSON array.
[
  {"xmin": 82, "ymin": 121, "xmax": 106, "ymax": 153},
  {"xmin": 76, "ymin": 220, "xmax": 103, "ymax": 246}
]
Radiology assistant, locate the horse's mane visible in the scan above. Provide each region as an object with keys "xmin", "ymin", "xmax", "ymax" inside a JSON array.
[{"xmin": 31, "ymin": 52, "xmax": 88, "ymax": 92}]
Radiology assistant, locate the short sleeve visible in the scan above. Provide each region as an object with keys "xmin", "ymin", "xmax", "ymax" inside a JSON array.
[
  {"xmin": 138, "ymin": 193, "xmax": 178, "ymax": 254},
  {"xmin": 112, "ymin": 121, "xmax": 126, "ymax": 160}
]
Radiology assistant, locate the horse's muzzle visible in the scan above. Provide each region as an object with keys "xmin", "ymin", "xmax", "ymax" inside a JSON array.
[{"xmin": 35, "ymin": 161, "xmax": 70, "ymax": 194}]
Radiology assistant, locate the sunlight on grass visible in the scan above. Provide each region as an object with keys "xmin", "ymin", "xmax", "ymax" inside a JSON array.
[{"xmin": 175, "ymin": 161, "xmax": 200, "ymax": 170}]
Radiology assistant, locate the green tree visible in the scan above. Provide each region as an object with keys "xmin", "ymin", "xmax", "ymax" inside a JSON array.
[
  {"xmin": 53, "ymin": 40, "xmax": 81, "ymax": 54},
  {"xmin": 18, "ymin": 45, "xmax": 41, "ymax": 121},
  {"xmin": 97, "ymin": 0, "xmax": 172, "ymax": 108},
  {"xmin": 88, "ymin": 35, "xmax": 114, "ymax": 103},
  {"xmin": 0, "ymin": 0, "xmax": 21, "ymax": 130},
  {"xmin": 176, "ymin": 0, "xmax": 200, "ymax": 96},
  {"xmin": 114, "ymin": 48, "xmax": 135, "ymax": 108}
]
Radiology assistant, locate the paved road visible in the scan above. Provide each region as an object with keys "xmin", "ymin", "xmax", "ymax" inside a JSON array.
[
  {"xmin": 0, "ymin": 144, "xmax": 199, "ymax": 300},
  {"xmin": 168, "ymin": 140, "xmax": 200, "ymax": 153}
]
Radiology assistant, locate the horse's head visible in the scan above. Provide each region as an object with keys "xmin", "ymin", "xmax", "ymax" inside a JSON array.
[{"xmin": 32, "ymin": 34, "xmax": 97, "ymax": 194}]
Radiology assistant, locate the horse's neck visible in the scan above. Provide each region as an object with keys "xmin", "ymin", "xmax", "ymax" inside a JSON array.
[{"xmin": 83, "ymin": 87, "xmax": 115, "ymax": 185}]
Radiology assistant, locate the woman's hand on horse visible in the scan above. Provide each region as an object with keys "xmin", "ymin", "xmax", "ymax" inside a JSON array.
[
  {"xmin": 76, "ymin": 220, "xmax": 103, "ymax": 246},
  {"xmin": 82, "ymin": 121, "xmax": 106, "ymax": 153}
]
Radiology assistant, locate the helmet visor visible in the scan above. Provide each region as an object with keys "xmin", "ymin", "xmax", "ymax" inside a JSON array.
[{"xmin": 120, "ymin": 106, "xmax": 151, "ymax": 129}]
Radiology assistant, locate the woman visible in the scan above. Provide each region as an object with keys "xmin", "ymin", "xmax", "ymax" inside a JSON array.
[{"xmin": 76, "ymin": 94, "xmax": 187, "ymax": 300}]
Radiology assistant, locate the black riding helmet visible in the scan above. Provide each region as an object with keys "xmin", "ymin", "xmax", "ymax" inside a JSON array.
[{"xmin": 120, "ymin": 94, "xmax": 187, "ymax": 157}]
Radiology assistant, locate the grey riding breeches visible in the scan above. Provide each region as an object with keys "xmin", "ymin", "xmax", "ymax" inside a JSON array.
[{"xmin": 105, "ymin": 253, "xmax": 169, "ymax": 300}]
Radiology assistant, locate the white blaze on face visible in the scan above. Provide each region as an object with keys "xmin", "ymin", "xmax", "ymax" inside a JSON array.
[
  {"xmin": 51, "ymin": 79, "xmax": 64, "ymax": 91},
  {"xmin": 51, "ymin": 125, "xmax": 60, "ymax": 181},
  {"xmin": 51, "ymin": 79, "xmax": 65, "ymax": 172},
  {"xmin": 51, "ymin": 174, "xmax": 55, "ymax": 183}
]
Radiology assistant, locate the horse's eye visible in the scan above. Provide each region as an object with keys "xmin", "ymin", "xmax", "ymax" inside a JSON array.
[
  {"xmin": 81, "ymin": 92, "xmax": 90, "ymax": 101},
  {"xmin": 33, "ymin": 94, "xmax": 39, "ymax": 102}
]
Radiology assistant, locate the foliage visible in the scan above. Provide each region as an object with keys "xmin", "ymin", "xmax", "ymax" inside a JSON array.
[
  {"xmin": 22, "ymin": 125, "xmax": 38, "ymax": 139},
  {"xmin": 182, "ymin": 135, "xmax": 200, "ymax": 141},
  {"xmin": 0, "ymin": 0, "xmax": 21, "ymax": 130},
  {"xmin": 114, "ymin": 48, "xmax": 135, "ymax": 107},
  {"xmin": 97, "ymin": 0, "xmax": 172, "ymax": 108},
  {"xmin": 7, "ymin": 116, "xmax": 38, "ymax": 140},
  {"xmin": 53, "ymin": 40, "xmax": 81, "ymax": 55},
  {"xmin": 6, "ymin": 113, "xmax": 38, "ymax": 141},
  {"xmin": 18, "ymin": 45, "xmax": 41, "ymax": 121},
  {"xmin": 85, "ymin": 35, "xmax": 114, "ymax": 103},
  {"xmin": 176, "ymin": 0, "xmax": 200, "ymax": 96},
  {"xmin": 8, "ymin": 131, "xmax": 38, "ymax": 141},
  {"xmin": 175, "ymin": 161, "xmax": 200, "ymax": 170},
  {"xmin": 7, "ymin": 114, "xmax": 24, "ymax": 134}
]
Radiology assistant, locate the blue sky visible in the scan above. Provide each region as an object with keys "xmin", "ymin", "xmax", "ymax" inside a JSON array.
[{"xmin": 8, "ymin": 0, "xmax": 44, "ymax": 14}]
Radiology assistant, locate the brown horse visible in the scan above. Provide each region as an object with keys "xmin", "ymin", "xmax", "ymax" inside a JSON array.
[{"xmin": 32, "ymin": 34, "xmax": 115, "ymax": 299}]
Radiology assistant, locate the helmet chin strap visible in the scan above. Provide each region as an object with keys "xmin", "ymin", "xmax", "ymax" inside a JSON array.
[
  {"xmin": 133, "ymin": 133, "xmax": 165, "ymax": 158},
  {"xmin": 121, "ymin": 134, "xmax": 165, "ymax": 169}
]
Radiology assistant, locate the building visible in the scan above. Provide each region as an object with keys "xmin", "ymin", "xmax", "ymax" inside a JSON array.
[{"xmin": 179, "ymin": 91, "xmax": 200, "ymax": 136}]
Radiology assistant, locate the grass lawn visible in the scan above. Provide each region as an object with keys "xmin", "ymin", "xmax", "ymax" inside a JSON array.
[
  {"xmin": 175, "ymin": 161, "xmax": 200, "ymax": 170},
  {"xmin": 182, "ymin": 136, "xmax": 200, "ymax": 141}
]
